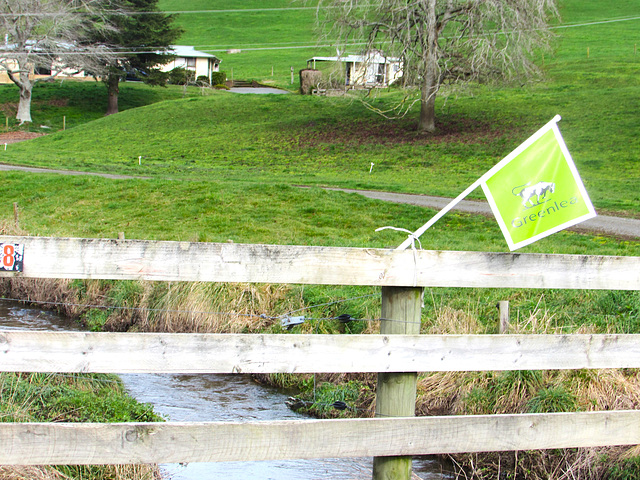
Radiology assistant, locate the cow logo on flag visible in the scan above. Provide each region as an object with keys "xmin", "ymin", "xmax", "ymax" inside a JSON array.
[{"xmin": 481, "ymin": 119, "xmax": 596, "ymax": 251}]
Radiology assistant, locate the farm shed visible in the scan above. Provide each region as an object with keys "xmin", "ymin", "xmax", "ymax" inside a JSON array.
[{"xmin": 306, "ymin": 50, "xmax": 402, "ymax": 87}]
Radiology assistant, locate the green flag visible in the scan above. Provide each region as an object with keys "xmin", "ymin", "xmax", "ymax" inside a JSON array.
[{"xmin": 481, "ymin": 116, "xmax": 596, "ymax": 251}]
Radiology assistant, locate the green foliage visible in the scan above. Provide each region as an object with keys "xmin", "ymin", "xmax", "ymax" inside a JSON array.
[
  {"xmin": 84, "ymin": 308, "xmax": 109, "ymax": 332},
  {"xmin": 210, "ymin": 71, "xmax": 227, "ymax": 85},
  {"xmin": 607, "ymin": 457, "xmax": 640, "ymax": 480},
  {"xmin": 0, "ymin": 373, "xmax": 160, "ymax": 423},
  {"xmin": 463, "ymin": 386, "xmax": 493, "ymax": 414},
  {"xmin": 596, "ymin": 291, "xmax": 640, "ymax": 333},
  {"xmin": 166, "ymin": 66, "xmax": 194, "ymax": 85},
  {"xmin": 527, "ymin": 386, "xmax": 577, "ymax": 413},
  {"xmin": 96, "ymin": 0, "xmax": 183, "ymax": 80},
  {"xmin": 107, "ymin": 280, "xmax": 144, "ymax": 306},
  {"xmin": 144, "ymin": 68, "xmax": 171, "ymax": 86},
  {"xmin": 308, "ymin": 380, "xmax": 366, "ymax": 417},
  {"xmin": 196, "ymin": 75, "xmax": 210, "ymax": 86}
]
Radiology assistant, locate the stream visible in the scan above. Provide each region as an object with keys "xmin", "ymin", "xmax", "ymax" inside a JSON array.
[{"xmin": 0, "ymin": 299, "xmax": 454, "ymax": 480}]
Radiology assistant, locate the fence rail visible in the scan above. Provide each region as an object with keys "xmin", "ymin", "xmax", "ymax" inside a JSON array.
[
  {"xmin": 1, "ymin": 235, "xmax": 639, "ymax": 477},
  {"xmin": 1, "ymin": 331, "xmax": 640, "ymax": 374},
  {"xmin": 2, "ymin": 411, "xmax": 640, "ymax": 465},
  {"xmin": 1, "ymin": 235, "xmax": 639, "ymax": 289}
]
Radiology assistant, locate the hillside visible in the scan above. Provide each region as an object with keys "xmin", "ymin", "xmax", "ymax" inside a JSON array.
[
  {"xmin": 157, "ymin": 0, "xmax": 323, "ymax": 88},
  {"xmin": 0, "ymin": 0, "xmax": 638, "ymax": 226}
]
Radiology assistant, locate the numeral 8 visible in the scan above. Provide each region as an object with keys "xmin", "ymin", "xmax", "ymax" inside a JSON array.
[{"xmin": 3, "ymin": 244, "xmax": 15, "ymax": 268}]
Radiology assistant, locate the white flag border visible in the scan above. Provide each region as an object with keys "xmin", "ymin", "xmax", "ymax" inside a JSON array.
[{"xmin": 481, "ymin": 118, "xmax": 597, "ymax": 251}]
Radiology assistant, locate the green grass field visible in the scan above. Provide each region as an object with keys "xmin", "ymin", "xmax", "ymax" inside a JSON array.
[
  {"xmin": 1, "ymin": 0, "xmax": 638, "ymax": 222},
  {"xmin": 1, "ymin": 3, "xmax": 638, "ymax": 478},
  {"xmin": 0, "ymin": 0, "xmax": 638, "ymax": 254}
]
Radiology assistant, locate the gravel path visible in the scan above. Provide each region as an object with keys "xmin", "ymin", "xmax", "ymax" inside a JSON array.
[
  {"xmin": 0, "ymin": 163, "xmax": 146, "ymax": 180},
  {"xmin": 324, "ymin": 187, "xmax": 640, "ymax": 240}
]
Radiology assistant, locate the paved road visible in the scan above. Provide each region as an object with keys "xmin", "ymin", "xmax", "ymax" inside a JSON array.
[
  {"xmin": 2, "ymin": 163, "xmax": 638, "ymax": 239},
  {"xmin": 228, "ymin": 87, "xmax": 291, "ymax": 94},
  {"xmin": 324, "ymin": 187, "xmax": 640, "ymax": 240}
]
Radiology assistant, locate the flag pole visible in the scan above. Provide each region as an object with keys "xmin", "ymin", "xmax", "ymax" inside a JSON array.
[
  {"xmin": 396, "ymin": 179, "xmax": 484, "ymax": 250},
  {"xmin": 396, "ymin": 115, "xmax": 562, "ymax": 251}
]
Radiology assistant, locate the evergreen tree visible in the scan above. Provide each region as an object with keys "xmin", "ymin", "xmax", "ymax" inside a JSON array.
[{"xmin": 97, "ymin": 0, "xmax": 183, "ymax": 115}]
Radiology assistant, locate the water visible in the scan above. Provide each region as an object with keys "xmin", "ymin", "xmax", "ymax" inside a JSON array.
[{"xmin": 0, "ymin": 299, "xmax": 453, "ymax": 480}]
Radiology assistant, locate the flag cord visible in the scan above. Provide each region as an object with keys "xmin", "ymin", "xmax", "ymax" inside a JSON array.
[{"xmin": 374, "ymin": 226, "xmax": 421, "ymax": 286}]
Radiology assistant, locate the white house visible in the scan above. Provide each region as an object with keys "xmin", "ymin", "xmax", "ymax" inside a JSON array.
[
  {"xmin": 159, "ymin": 45, "xmax": 222, "ymax": 83},
  {"xmin": 0, "ymin": 40, "xmax": 93, "ymax": 84},
  {"xmin": 306, "ymin": 51, "xmax": 402, "ymax": 87}
]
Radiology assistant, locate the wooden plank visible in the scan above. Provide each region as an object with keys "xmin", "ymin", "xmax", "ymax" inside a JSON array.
[
  {"xmin": 2, "ymin": 411, "xmax": 639, "ymax": 465},
  {"xmin": 0, "ymin": 235, "xmax": 638, "ymax": 289},
  {"xmin": 2, "ymin": 331, "xmax": 640, "ymax": 374}
]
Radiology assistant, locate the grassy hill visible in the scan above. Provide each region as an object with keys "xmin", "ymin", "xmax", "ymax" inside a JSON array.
[
  {"xmin": 0, "ymin": 0, "xmax": 638, "ymax": 248},
  {"xmin": 156, "ymin": 0, "xmax": 640, "ymax": 88},
  {"xmin": 157, "ymin": 0, "xmax": 324, "ymax": 88}
]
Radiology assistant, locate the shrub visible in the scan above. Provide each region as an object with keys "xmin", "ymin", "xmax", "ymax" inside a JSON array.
[
  {"xmin": 210, "ymin": 71, "xmax": 226, "ymax": 85},
  {"xmin": 167, "ymin": 67, "xmax": 194, "ymax": 85},
  {"xmin": 196, "ymin": 75, "xmax": 210, "ymax": 86}
]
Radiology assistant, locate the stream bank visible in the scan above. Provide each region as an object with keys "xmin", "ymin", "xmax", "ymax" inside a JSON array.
[{"xmin": 0, "ymin": 298, "xmax": 453, "ymax": 480}]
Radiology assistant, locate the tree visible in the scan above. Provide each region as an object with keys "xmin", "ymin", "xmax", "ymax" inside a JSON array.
[
  {"xmin": 93, "ymin": 0, "xmax": 183, "ymax": 115},
  {"xmin": 314, "ymin": 0, "xmax": 558, "ymax": 132},
  {"xmin": 0, "ymin": 0, "xmax": 115, "ymax": 124}
]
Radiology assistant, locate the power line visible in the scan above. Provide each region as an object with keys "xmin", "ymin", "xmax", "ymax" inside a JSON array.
[
  {"xmin": 0, "ymin": 5, "xmax": 363, "ymax": 17},
  {"xmin": 550, "ymin": 15, "xmax": 640, "ymax": 30}
]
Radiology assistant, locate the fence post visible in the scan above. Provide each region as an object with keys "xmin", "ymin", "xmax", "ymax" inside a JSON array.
[
  {"xmin": 373, "ymin": 286, "xmax": 422, "ymax": 480},
  {"xmin": 498, "ymin": 300, "xmax": 510, "ymax": 334},
  {"xmin": 13, "ymin": 202, "xmax": 19, "ymax": 229}
]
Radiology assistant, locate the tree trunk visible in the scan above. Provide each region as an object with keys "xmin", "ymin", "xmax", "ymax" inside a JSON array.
[
  {"xmin": 105, "ymin": 74, "xmax": 120, "ymax": 115},
  {"xmin": 418, "ymin": 77, "xmax": 437, "ymax": 133},
  {"xmin": 16, "ymin": 76, "xmax": 33, "ymax": 125},
  {"xmin": 418, "ymin": 0, "xmax": 438, "ymax": 134}
]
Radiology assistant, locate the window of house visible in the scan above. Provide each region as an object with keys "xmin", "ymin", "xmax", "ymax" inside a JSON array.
[
  {"xmin": 186, "ymin": 57, "xmax": 196, "ymax": 70},
  {"xmin": 376, "ymin": 63, "xmax": 385, "ymax": 84},
  {"xmin": 35, "ymin": 66, "xmax": 52, "ymax": 75}
]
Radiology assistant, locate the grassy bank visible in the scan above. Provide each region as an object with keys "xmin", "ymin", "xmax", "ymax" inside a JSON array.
[
  {"xmin": 0, "ymin": 372, "xmax": 160, "ymax": 480},
  {"xmin": 0, "ymin": 1, "xmax": 638, "ymax": 216}
]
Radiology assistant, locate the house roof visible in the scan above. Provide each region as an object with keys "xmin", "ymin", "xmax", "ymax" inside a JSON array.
[
  {"xmin": 169, "ymin": 45, "xmax": 220, "ymax": 62},
  {"xmin": 307, "ymin": 52, "xmax": 400, "ymax": 64}
]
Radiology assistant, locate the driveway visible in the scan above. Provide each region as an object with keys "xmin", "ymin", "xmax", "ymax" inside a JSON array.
[{"xmin": 229, "ymin": 87, "xmax": 291, "ymax": 94}]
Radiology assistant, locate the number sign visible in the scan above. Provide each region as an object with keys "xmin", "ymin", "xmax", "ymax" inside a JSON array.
[{"xmin": 0, "ymin": 243, "xmax": 23, "ymax": 272}]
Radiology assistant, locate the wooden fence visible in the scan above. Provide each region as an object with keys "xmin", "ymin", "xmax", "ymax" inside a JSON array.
[{"xmin": 1, "ymin": 235, "xmax": 639, "ymax": 477}]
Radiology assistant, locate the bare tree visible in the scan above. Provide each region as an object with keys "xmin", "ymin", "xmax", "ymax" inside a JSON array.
[
  {"xmin": 314, "ymin": 0, "xmax": 559, "ymax": 132},
  {"xmin": 0, "ymin": 0, "xmax": 116, "ymax": 124}
]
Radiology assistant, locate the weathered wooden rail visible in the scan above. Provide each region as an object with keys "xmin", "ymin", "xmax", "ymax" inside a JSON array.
[{"xmin": 0, "ymin": 235, "xmax": 639, "ymax": 477}]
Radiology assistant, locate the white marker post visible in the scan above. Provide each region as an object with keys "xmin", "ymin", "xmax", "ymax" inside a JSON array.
[
  {"xmin": 138, "ymin": 156, "xmax": 142, "ymax": 165},
  {"xmin": 370, "ymin": 162, "xmax": 375, "ymax": 174}
]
